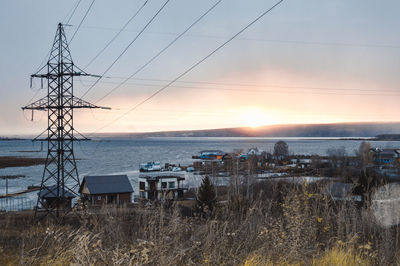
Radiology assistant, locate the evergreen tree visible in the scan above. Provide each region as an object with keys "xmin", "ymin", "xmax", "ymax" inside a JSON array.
[{"xmin": 196, "ymin": 176, "xmax": 216, "ymax": 213}]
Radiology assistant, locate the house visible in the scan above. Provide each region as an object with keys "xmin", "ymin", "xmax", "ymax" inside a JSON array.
[
  {"xmin": 247, "ymin": 147, "xmax": 264, "ymax": 156},
  {"xmin": 199, "ymin": 150, "xmax": 225, "ymax": 160},
  {"xmin": 138, "ymin": 172, "xmax": 186, "ymax": 201},
  {"xmin": 79, "ymin": 175, "xmax": 133, "ymax": 205},
  {"xmin": 372, "ymin": 149, "xmax": 400, "ymax": 165},
  {"xmin": 38, "ymin": 185, "xmax": 75, "ymax": 209},
  {"xmin": 290, "ymin": 158, "xmax": 312, "ymax": 168},
  {"xmin": 239, "ymin": 154, "xmax": 248, "ymax": 161}
]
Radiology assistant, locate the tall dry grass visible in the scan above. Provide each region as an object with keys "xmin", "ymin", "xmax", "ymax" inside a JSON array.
[{"xmin": 0, "ymin": 181, "xmax": 399, "ymax": 265}]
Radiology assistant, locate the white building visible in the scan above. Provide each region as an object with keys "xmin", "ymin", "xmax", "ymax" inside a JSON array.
[{"xmin": 138, "ymin": 172, "xmax": 186, "ymax": 201}]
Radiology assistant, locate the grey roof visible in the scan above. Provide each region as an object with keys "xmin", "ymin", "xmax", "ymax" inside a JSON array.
[
  {"xmin": 139, "ymin": 172, "xmax": 185, "ymax": 181},
  {"xmin": 82, "ymin": 175, "xmax": 133, "ymax": 194},
  {"xmin": 39, "ymin": 185, "xmax": 75, "ymax": 198}
]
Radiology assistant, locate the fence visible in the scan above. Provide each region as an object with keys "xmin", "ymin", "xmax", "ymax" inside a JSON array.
[{"xmin": 0, "ymin": 196, "xmax": 36, "ymax": 212}]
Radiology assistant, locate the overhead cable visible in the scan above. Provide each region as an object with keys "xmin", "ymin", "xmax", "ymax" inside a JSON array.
[
  {"xmin": 94, "ymin": 0, "xmax": 223, "ymax": 104},
  {"xmin": 65, "ymin": 26, "xmax": 400, "ymax": 49},
  {"xmin": 69, "ymin": 0, "xmax": 96, "ymax": 44},
  {"xmin": 79, "ymin": 78, "xmax": 400, "ymax": 95},
  {"xmin": 83, "ymin": 0, "xmax": 149, "ymax": 70},
  {"xmin": 30, "ymin": 0, "xmax": 84, "ymax": 102},
  {"xmin": 80, "ymin": 0, "xmax": 171, "ymax": 98},
  {"xmin": 66, "ymin": 0, "xmax": 84, "ymax": 24},
  {"xmin": 89, "ymin": 0, "xmax": 285, "ymax": 134}
]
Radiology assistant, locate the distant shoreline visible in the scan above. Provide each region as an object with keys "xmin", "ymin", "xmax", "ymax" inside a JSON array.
[
  {"xmin": 3, "ymin": 136, "xmax": 400, "ymax": 142},
  {"xmin": 5, "ymin": 121, "xmax": 400, "ymax": 140}
]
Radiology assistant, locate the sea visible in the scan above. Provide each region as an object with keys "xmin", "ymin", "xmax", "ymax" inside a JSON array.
[{"xmin": 0, "ymin": 137, "xmax": 399, "ymax": 210}]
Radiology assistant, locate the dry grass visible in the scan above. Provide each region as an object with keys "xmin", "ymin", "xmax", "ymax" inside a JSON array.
[{"xmin": 0, "ymin": 181, "xmax": 399, "ymax": 265}]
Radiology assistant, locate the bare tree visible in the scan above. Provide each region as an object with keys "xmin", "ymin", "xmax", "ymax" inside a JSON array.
[
  {"xmin": 273, "ymin": 140, "xmax": 289, "ymax": 159},
  {"xmin": 356, "ymin": 141, "xmax": 373, "ymax": 175},
  {"xmin": 326, "ymin": 146, "xmax": 346, "ymax": 170}
]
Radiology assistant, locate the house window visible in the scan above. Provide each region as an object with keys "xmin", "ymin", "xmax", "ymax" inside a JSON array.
[
  {"xmin": 97, "ymin": 196, "xmax": 102, "ymax": 200},
  {"xmin": 139, "ymin": 181, "xmax": 145, "ymax": 190},
  {"xmin": 168, "ymin": 182, "xmax": 175, "ymax": 189},
  {"xmin": 161, "ymin": 182, "xmax": 167, "ymax": 189}
]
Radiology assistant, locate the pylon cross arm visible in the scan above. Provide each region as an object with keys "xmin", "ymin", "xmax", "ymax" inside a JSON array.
[
  {"xmin": 22, "ymin": 97, "xmax": 47, "ymax": 110},
  {"xmin": 21, "ymin": 96, "xmax": 111, "ymax": 110},
  {"xmin": 31, "ymin": 72, "xmax": 99, "ymax": 79},
  {"xmin": 72, "ymin": 97, "xmax": 111, "ymax": 109}
]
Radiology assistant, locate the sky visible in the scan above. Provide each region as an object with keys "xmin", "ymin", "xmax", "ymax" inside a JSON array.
[{"xmin": 0, "ymin": 0, "xmax": 400, "ymax": 135}]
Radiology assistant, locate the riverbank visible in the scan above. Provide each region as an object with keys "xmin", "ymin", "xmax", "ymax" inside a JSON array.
[{"xmin": 0, "ymin": 156, "xmax": 46, "ymax": 169}]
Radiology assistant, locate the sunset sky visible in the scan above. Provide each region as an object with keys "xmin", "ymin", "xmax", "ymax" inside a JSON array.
[{"xmin": 1, "ymin": 0, "xmax": 400, "ymax": 135}]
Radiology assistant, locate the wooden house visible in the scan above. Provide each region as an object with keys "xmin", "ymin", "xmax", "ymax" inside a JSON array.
[{"xmin": 79, "ymin": 175, "xmax": 133, "ymax": 205}]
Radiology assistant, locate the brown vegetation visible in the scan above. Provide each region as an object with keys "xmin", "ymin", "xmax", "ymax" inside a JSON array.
[
  {"xmin": 0, "ymin": 156, "xmax": 46, "ymax": 169},
  {"xmin": 0, "ymin": 181, "xmax": 399, "ymax": 265}
]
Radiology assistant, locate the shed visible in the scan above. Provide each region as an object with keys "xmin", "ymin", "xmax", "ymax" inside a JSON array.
[
  {"xmin": 38, "ymin": 185, "xmax": 75, "ymax": 209},
  {"xmin": 79, "ymin": 175, "xmax": 133, "ymax": 205}
]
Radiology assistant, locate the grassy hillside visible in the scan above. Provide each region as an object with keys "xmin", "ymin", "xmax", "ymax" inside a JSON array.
[{"xmin": 0, "ymin": 182, "xmax": 398, "ymax": 265}]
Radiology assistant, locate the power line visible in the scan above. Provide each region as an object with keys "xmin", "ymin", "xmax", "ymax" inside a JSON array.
[
  {"xmin": 83, "ymin": 0, "xmax": 149, "ymax": 70},
  {"xmin": 80, "ymin": 77, "xmax": 400, "ymax": 94},
  {"xmin": 94, "ymin": 0, "xmax": 223, "ymax": 104},
  {"xmin": 80, "ymin": 0, "xmax": 171, "ymax": 99},
  {"xmin": 69, "ymin": 0, "xmax": 96, "ymax": 44},
  {"xmin": 35, "ymin": 1, "xmax": 82, "ymax": 73},
  {"xmin": 89, "ymin": 0, "xmax": 285, "ymax": 134},
  {"xmin": 66, "ymin": 0, "xmax": 84, "ymax": 24},
  {"xmin": 89, "ymin": 107, "xmax": 400, "ymax": 116},
  {"xmin": 82, "ymin": 80, "xmax": 400, "ymax": 97},
  {"xmin": 166, "ymin": 85, "xmax": 400, "ymax": 97},
  {"xmin": 25, "ymin": 89, "xmax": 42, "ymax": 107},
  {"xmin": 71, "ymin": 26, "xmax": 400, "ymax": 49},
  {"xmin": 30, "ymin": 0, "xmax": 84, "ymax": 103}
]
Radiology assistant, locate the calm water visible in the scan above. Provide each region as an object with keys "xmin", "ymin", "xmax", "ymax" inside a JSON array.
[{"xmin": 0, "ymin": 137, "xmax": 399, "ymax": 205}]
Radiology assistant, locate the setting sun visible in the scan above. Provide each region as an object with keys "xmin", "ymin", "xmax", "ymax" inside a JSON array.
[{"xmin": 237, "ymin": 108, "xmax": 276, "ymax": 128}]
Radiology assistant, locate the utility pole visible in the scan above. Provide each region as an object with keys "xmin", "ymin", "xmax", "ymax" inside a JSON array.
[
  {"xmin": 5, "ymin": 176, "xmax": 8, "ymax": 207},
  {"xmin": 22, "ymin": 23, "xmax": 110, "ymax": 218}
]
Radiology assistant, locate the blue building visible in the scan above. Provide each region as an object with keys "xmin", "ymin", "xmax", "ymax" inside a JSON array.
[{"xmin": 372, "ymin": 149, "xmax": 400, "ymax": 165}]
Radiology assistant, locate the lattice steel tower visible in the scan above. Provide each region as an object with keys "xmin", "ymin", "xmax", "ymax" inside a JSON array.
[{"xmin": 22, "ymin": 23, "xmax": 109, "ymax": 217}]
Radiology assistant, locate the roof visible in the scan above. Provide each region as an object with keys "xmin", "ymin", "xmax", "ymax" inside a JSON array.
[
  {"xmin": 200, "ymin": 150, "xmax": 225, "ymax": 155},
  {"xmin": 39, "ymin": 185, "xmax": 75, "ymax": 198},
  {"xmin": 81, "ymin": 175, "xmax": 133, "ymax": 194},
  {"xmin": 139, "ymin": 172, "xmax": 185, "ymax": 181},
  {"xmin": 379, "ymin": 154, "xmax": 395, "ymax": 160},
  {"xmin": 247, "ymin": 147, "xmax": 263, "ymax": 155},
  {"xmin": 372, "ymin": 149, "xmax": 400, "ymax": 155}
]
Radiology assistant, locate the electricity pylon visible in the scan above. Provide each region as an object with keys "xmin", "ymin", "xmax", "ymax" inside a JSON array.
[{"xmin": 22, "ymin": 23, "xmax": 110, "ymax": 218}]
